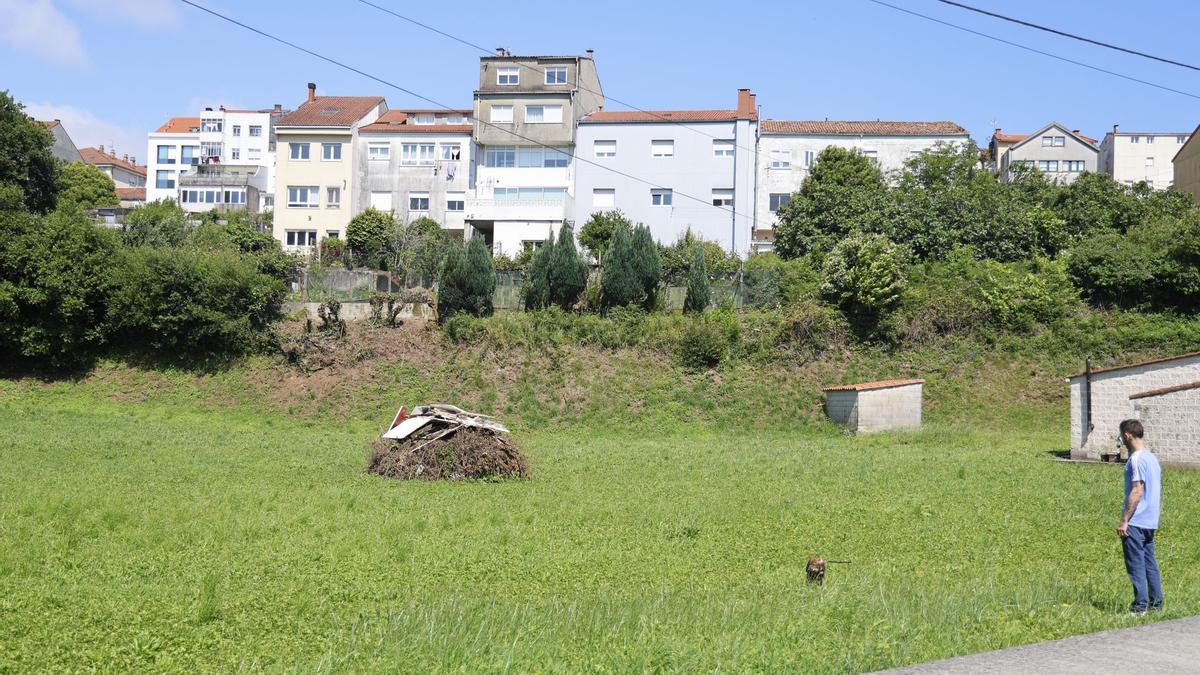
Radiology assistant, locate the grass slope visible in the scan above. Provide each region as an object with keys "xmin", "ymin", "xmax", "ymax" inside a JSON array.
[{"xmin": 1, "ymin": 357, "xmax": 1198, "ymax": 672}]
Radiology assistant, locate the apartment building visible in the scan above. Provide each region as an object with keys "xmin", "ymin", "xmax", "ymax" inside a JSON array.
[
  {"xmin": 574, "ymin": 89, "xmax": 759, "ymax": 255},
  {"xmin": 272, "ymin": 84, "xmax": 386, "ymax": 251},
  {"xmin": 356, "ymin": 109, "xmax": 474, "ymax": 235},
  {"xmin": 467, "ymin": 49, "xmax": 604, "ymax": 255},
  {"xmin": 1174, "ymin": 125, "xmax": 1200, "ymax": 203},
  {"xmin": 1099, "ymin": 124, "xmax": 1190, "ymax": 189},
  {"xmin": 36, "ymin": 120, "xmax": 82, "ymax": 163},
  {"xmin": 146, "ymin": 105, "xmax": 283, "ymax": 212},
  {"xmin": 80, "ymin": 146, "xmax": 146, "ymax": 188},
  {"xmin": 756, "ymin": 120, "xmax": 969, "ymax": 247},
  {"xmin": 999, "ymin": 122, "xmax": 1098, "ymax": 184}
]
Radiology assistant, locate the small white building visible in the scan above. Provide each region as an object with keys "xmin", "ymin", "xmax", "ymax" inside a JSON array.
[
  {"xmin": 1098, "ymin": 125, "xmax": 1190, "ymax": 189},
  {"xmin": 823, "ymin": 378, "xmax": 924, "ymax": 434},
  {"xmin": 756, "ymin": 120, "xmax": 969, "ymax": 250},
  {"xmin": 1068, "ymin": 352, "xmax": 1200, "ymax": 460},
  {"xmin": 1130, "ymin": 381, "xmax": 1200, "ymax": 468}
]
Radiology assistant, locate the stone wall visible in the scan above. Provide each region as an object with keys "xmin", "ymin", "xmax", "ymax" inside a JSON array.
[
  {"xmin": 1068, "ymin": 355, "xmax": 1200, "ymax": 459},
  {"xmin": 1132, "ymin": 387, "xmax": 1200, "ymax": 467},
  {"xmin": 857, "ymin": 384, "xmax": 923, "ymax": 433}
]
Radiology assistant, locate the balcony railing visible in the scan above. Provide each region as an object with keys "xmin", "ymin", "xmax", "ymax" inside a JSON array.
[
  {"xmin": 179, "ymin": 173, "xmax": 254, "ymax": 187},
  {"xmin": 464, "ymin": 197, "xmax": 572, "ymax": 222}
]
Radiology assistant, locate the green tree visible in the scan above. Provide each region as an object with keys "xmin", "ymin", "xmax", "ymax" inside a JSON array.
[
  {"xmin": 599, "ymin": 222, "xmax": 640, "ymax": 309},
  {"xmin": 578, "ymin": 209, "xmax": 631, "ymax": 261},
  {"xmin": 774, "ymin": 147, "xmax": 889, "ymax": 259},
  {"xmin": 122, "ymin": 200, "xmax": 191, "ymax": 248},
  {"xmin": 820, "ymin": 233, "xmax": 908, "ymax": 326},
  {"xmin": 628, "ymin": 224, "xmax": 662, "ymax": 309},
  {"xmin": 522, "ymin": 232, "xmax": 555, "ymax": 310},
  {"xmin": 0, "ymin": 91, "xmax": 59, "ymax": 213},
  {"xmin": 437, "ymin": 237, "xmax": 495, "ymax": 321},
  {"xmin": 1052, "ymin": 172, "xmax": 1141, "ymax": 237},
  {"xmin": 548, "ymin": 222, "xmax": 587, "ymax": 310},
  {"xmin": 58, "ymin": 162, "xmax": 119, "ymax": 209},
  {"xmin": 346, "ymin": 208, "xmax": 395, "ymax": 269},
  {"xmin": 391, "ymin": 216, "xmax": 449, "ymax": 283},
  {"xmin": 683, "ymin": 245, "xmax": 710, "ymax": 313}
]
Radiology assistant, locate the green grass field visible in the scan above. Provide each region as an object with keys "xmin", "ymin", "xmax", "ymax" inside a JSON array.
[{"xmin": 2, "ymin": 364, "xmax": 1198, "ymax": 673}]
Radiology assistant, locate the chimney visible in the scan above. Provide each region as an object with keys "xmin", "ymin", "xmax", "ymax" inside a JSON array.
[
  {"xmin": 204, "ymin": 107, "xmax": 212, "ymax": 112},
  {"xmin": 1073, "ymin": 129, "xmax": 1081, "ymax": 135},
  {"xmin": 98, "ymin": 144, "xmax": 104, "ymax": 154},
  {"xmin": 736, "ymin": 89, "xmax": 756, "ymax": 120},
  {"xmin": 1113, "ymin": 123, "xmax": 1120, "ymax": 134},
  {"xmin": 307, "ymin": 82, "xmax": 316, "ymax": 102},
  {"xmin": 495, "ymin": 47, "xmax": 506, "ymax": 56},
  {"xmin": 273, "ymin": 103, "xmax": 282, "ymax": 113},
  {"xmin": 586, "ymin": 49, "xmax": 594, "ymax": 59}
]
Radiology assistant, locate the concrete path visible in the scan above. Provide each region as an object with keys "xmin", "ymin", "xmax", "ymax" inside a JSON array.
[{"xmin": 877, "ymin": 615, "xmax": 1200, "ymax": 674}]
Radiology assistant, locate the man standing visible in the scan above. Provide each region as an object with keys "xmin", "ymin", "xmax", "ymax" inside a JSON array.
[{"xmin": 1116, "ymin": 419, "xmax": 1163, "ymax": 615}]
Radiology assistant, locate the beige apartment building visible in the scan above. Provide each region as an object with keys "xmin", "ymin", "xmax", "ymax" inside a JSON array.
[
  {"xmin": 1098, "ymin": 124, "xmax": 1190, "ymax": 189},
  {"xmin": 272, "ymin": 84, "xmax": 386, "ymax": 252},
  {"xmin": 1171, "ymin": 125, "xmax": 1200, "ymax": 203}
]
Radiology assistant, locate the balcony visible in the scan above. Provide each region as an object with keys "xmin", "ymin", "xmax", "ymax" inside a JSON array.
[
  {"xmin": 464, "ymin": 195, "xmax": 573, "ymax": 223},
  {"xmin": 179, "ymin": 172, "xmax": 254, "ymax": 187}
]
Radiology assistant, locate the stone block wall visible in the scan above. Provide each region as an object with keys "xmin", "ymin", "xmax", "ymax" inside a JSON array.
[
  {"xmin": 1133, "ymin": 387, "xmax": 1200, "ymax": 467},
  {"xmin": 825, "ymin": 383, "xmax": 922, "ymax": 434},
  {"xmin": 1068, "ymin": 355, "xmax": 1200, "ymax": 459}
]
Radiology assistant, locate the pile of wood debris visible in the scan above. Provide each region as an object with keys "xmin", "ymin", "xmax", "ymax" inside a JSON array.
[{"xmin": 366, "ymin": 404, "xmax": 529, "ymax": 481}]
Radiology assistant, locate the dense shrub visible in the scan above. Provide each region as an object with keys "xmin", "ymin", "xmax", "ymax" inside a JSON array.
[
  {"xmin": 659, "ymin": 230, "xmax": 739, "ymax": 281},
  {"xmin": 437, "ymin": 237, "xmax": 495, "ymax": 321},
  {"xmin": 523, "ymin": 234, "xmax": 554, "ymax": 310},
  {"xmin": 775, "ymin": 147, "xmax": 889, "ymax": 259},
  {"xmin": 629, "ymin": 225, "xmax": 663, "ymax": 309},
  {"xmin": 742, "ymin": 253, "xmax": 820, "ymax": 308},
  {"xmin": 58, "ymin": 162, "xmax": 119, "ymax": 209},
  {"xmin": 820, "ymin": 233, "xmax": 908, "ymax": 328},
  {"xmin": 391, "ymin": 216, "xmax": 449, "ymax": 283},
  {"xmin": 346, "ymin": 208, "xmax": 394, "ymax": 269},
  {"xmin": 678, "ymin": 314, "xmax": 734, "ymax": 369},
  {"xmin": 684, "ymin": 245, "xmax": 710, "ymax": 314},
  {"xmin": 1068, "ymin": 212, "xmax": 1200, "ymax": 312},
  {"xmin": 600, "ymin": 223, "xmax": 640, "ymax": 309},
  {"xmin": 122, "ymin": 200, "xmax": 191, "ymax": 248},
  {"xmin": 578, "ymin": 209, "xmax": 630, "ymax": 261},
  {"xmin": 548, "ymin": 223, "xmax": 587, "ymax": 310}
]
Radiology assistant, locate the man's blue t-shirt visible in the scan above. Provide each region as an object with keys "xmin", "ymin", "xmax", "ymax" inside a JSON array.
[{"xmin": 1124, "ymin": 449, "xmax": 1162, "ymax": 530}]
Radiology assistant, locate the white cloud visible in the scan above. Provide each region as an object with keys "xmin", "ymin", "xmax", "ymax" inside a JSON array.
[
  {"xmin": 24, "ymin": 101, "xmax": 146, "ymax": 163},
  {"xmin": 66, "ymin": 0, "xmax": 179, "ymax": 28},
  {"xmin": 0, "ymin": 0, "xmax": 88, "ymax": 66}
]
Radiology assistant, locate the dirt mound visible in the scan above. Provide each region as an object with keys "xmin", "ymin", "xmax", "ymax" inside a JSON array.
[{"xmin": 367, "ymin": 427, "xmax": 530, "ymax": 481}]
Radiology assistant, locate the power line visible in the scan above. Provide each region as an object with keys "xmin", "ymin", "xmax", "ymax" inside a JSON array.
[
  {"xmin": 353, "ymin": 0, "xmax": 760, "ymax": 156},
  {"xmin": 934, "ymin": 0, "xmax": 1200, "ymax": 73},
  {"xmin": 173, "ymin": 0, "xmax": 753, "ymax": 223},
  {"xmin": 864, "ymin": 0, "xmax": 1200, "ymax": 101}
]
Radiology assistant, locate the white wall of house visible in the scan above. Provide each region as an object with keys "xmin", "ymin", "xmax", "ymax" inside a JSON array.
[
  {"xmin": 1001, "ymin": 123, "xmax": 1097, "ymax": 185},
  {"xmin": 145, "ymin": 130, "xmax": 199, "ymax": 203},
  {"xmin": 354, "ymin": 130, "xmax": 474, "ymax": 231},
  {"xmin": 146, "ymin": 108, "xmax": 277, "ymax": 209},
  {"xmin": 1098, "ymin": 129, "xmax": 1189, "ymax": 189}
]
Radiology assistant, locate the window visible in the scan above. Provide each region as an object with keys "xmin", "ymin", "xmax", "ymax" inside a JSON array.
[
  {"xmin": 448, "ymin": 113, "xmax": 466, "ymax": 125},
  {"xmin": 201, "ymin": 142, "xmax": 222, "ymax": 159},
  {"xmin": 594, "ymin": 140, "xmax": 616, "ymax": 158},
  {"xmin": 414, "ymin": 113, "xmax": 434, "ymax": 125},
  {"xmin": 287, "ymin": 186, "xmax": 319, "ymax": 208},
  {"xmin": 322, "ymin": 143, "xmax": 341, "ymax": 161},
  {"xmin": 368, "ymin": 143, "xmax": 391, "ymax": 161},
  {"xmin": 440, "ymin": 143, "xmax": 462, "ymax": 160},
  {"xmin": 497, "ymin": 67, "xmax": 519, "ymax": 85},
  {"xmin": 247, "ymin": 149, "xmax": 261, "ymax": 161},
  {"xmin": 862, "ymin": 150, "xmax": 879, "ymax": 163},
  {"xmin": 402, "ymin": 143, "xmax": 436, "ymax": 165},
  {"xmin": 200, "ymin": 118, "xmax": 222, "ymax": 132},
  {"xmin": 1146, "ymin": 136, "xmax": 1155, "ymax": 144},
  {"xmin": 155, "ymin": 170, "xmax": 174, "ymax": 189},
  {"xmin": 231, "ymin": 149, "xmax": 240, "ymax": 161},
  {"xmin": 232, "ymin": 125, "xmax": 241, "ymax": 137},
  {"xmin": 522, "ymin": 240, "xmax": 548, "ymax": 253},
  {"xmin": 326, "ymin": 186, "xmax": 341, "ymax": 208},
  {"xmin": 484, "ymin": 146, "xmax": 516, "ymax": 167},
  {"xmin": 525, "ymin": 105, "xmax": 563, "ymax": 124},
  {"xmin": 713, "ymin": 140, "xmax": 734, "ymax": 157},
  {"xmin": 204, "ymin": 190, "xmax": 215, "ymax": 204},
  {"xmin": 651, "ymin": 189, "xmax": 672, "ymax": 206},
  {"xmin": 290, "ymin": 143, "xmax": 310, "ymax": 160},
  {"xmin": 285, "ymin": 230, "xmax": 317, "ymax": 247},
  {"xmin": 249, "ymin": 125, "xmax": 262, "ymax": 137},
  {"xmin": 157, "ymin": 145, "xmax": 175, "ymax": 164},
  {"xmin": 518, "ymin": 146, "xmax": 569, "ymax": 168},
  {"xmin": 494, "ymin": 187, "xmax": 567, "ymax": 201},
  {"xmin": 1131, "ymin": 136, "xmax": 1141, "ymax": 143},
  {"xmin": 1063, "ymin": 160, "xmax": 1085, "ymax": 172},
  {"xmin": 408, "ymin": 191, "xmax": 430, "ymax": 212},
  {"xmin": 181, "ymin": 146, "xmax": 197, "ymax": 165},
  {"xmin": 711, "ymin": 189, "xmax": 733, "ymax": 207},
  {"xmin": 770, "ymin": 150, "xmax": 790, "ymax": 169},
  {"xmin": 490, "ymin": 105, "xmax": 513, "ymax": 123},
  {"xmin": 446, "ymin": 192, "xmax": 465, "ymax": 211},
  {"xmin": 769, "ymin": 193, "xmax": 790, "ymax": 212},
  {"xmin": 804, "ymin": 150, "xmax": 815, "ymax": 167},
  {"xmin": 326, "ymin": 230, "xmax": 339, "ymax": 240},
  {"xmin": 370, "ymin": 191, "xmax": 393, "ymax": 211},
  {"xmin": 593, "ymin": 188, "xmax": 615, "ymax": 208},
  {"xmin": 1179, "ymin": 136, "xmax": 1188, "ymax": 144},
  {"xmin": 545, "ymin": 66, "xmax": 567, "ymax": 84},
  {"xmin": 1146, "ymin": 156, "xmax": 1155, "ymax": 167},
  {"xmin": 1037, "ymin": 160, "xmax": 1059, "ymax": 173},
  {"xmin": 651, "ymin": 140, "xmax": 674, "ymax": 158}
]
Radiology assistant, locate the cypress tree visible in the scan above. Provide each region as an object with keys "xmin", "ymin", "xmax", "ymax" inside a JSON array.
[
  {"xmin": 629, "ymin": 224, "xmax": 662, "ymax": 310},
  {"xmin": 523, "ymin": 230, "xmax": 555, "ymax": 310},
  {"xmin": 684, "ymin": 245, "xmax": 710, "ymax": 313},
  {"xmin": 463, "ymin": 235, "xmax": 496, "ymax": 317},
  {"xmin": 548, "ymin": 222, "xmax": 587, "ymax": 310},
  {"xmin": 600, "ymin": 223, "xmax": 639, "ymax": 309},
  {"xmin": 436, "ymin": 242, "xmax": 467, "ymax": 322}
]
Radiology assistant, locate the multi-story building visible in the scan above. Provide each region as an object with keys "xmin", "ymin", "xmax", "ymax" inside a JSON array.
[
  {"xmin": 1099, "ymin": 124, "xmax": 1190, "ymax": 189},
  {"xmin": 356, "ymin": 109, "xmax": 474, "ymax": 236},
  {"xmin": 272, "ymin": 84, "xmax": 386, "ymax": 252},
  {"xmin": 36, "ymin": 120, "xmax": 82, "ymax": 163},
  {"xmin": 1174, "ymin": 125, "xmax": 1200, "ymax": 203},
  {"xmin": 756, "ymin": 120, "xmax": 969, "ymax": 249},
  {"xmin": 574, "ymin": 89, "xmax": 759, "ymax": 255},
  {"xmin": 467, "ymin": 49, "xmax": 604, "ymax": 255},
  {"xmin": 998, "ymin": 122, "xmax": 1098, "ymax": 184},
  {"xmin": 80, "ymin": 146, "xmax": 146, "ymax": 188},
  {"xmin": 145, "ymin": 105, "xmax": 283, "ymax": 212}
]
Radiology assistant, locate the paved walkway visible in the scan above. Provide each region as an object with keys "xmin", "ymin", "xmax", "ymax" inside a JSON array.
[{"xmin": 877, "ymin": 615, "xmax": 1200, "ymax": 674}]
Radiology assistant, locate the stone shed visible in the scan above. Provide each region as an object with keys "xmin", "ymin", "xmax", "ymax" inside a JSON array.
[
  {"xmin": 1130, "ymin": 381, "xmax": 1200, "ymax": 468},
  {"xmin": 823, "ymin": 379, "xmax": 924, "ymax": 434},
  {"xmin": 1068, "ymin": 351, "xmax": 1200, "ymax": 460}
]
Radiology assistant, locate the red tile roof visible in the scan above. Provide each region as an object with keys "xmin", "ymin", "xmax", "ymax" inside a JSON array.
[
  {"xmin": 823, "ymin": 378, "xmax": 925, "ymax": 392},
  {"xmin": 992, "ymin": 132, "xmax": 1029, "ymax": 144},
  {"xmin": 156, "ymin": 117, "xmax": 201, "ymax": 134},
  {"xmin": 762, "ymin": 120, "xmax": 967, "ymax": 136},
  {"xmin": 581, "ymin": 110, "xmax": 742, "ymax": 124},
  {"xmin": 115, "ymin": 187, "xmax": 146, "ymax": 201},
  {"xmin": 1130, "ymin": 380, "xmax": 1200, "ymax": 400},
  {"xmin": 37, "ymin": 119, "xmax": 61, "ymax": 130},
  {"xmin": 360, "ymin": 109, "xmax": 473, "ymax": 134},
  {"xmin": 80, "ymin": 147, "xmax": 147, "ymax": 176},
  {"xmin": 276, "ymin": 96, "xmax": 385, "ymax": 127},
  {"xmin": 1070, "ymin": 351, "xmax": 1200, "ymax": 378}
]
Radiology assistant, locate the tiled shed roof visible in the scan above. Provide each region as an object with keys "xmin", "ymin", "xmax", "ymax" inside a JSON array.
[
  {"xmin": 1130, "ymin": 380, "xmax": 1200, "ymax": 400},
  {"xmin": 823, "ymin": 378, "xmax": 925, "ymax": 392},
  {"xmin": 1069, "ymin": 351, "xmax": 1200, "ymax": 378},
  {"xmin": 115, "ymin": 187, "xmax": 146, "ymax": 201}
]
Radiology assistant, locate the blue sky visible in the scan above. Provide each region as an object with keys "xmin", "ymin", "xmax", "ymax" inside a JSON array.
[{"xmin": 2, "ymin": 0, "xmax": 1198, "ymax": 162}]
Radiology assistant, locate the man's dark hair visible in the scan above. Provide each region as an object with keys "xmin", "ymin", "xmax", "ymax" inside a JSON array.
[{"xmin": 1120, "ymin": 419, "xmax": 1145, "ymax": 439}]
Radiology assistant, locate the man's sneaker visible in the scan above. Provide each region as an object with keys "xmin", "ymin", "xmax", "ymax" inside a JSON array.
[{"xmin": 1129, "ymin": 609, "xmax": 1148, "ymax": 617}]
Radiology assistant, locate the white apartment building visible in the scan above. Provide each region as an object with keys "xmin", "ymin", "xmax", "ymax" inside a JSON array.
[
  {"xmin": 272, "ymin": 84, "xmax": 386, "ymax": 252},
  {"xmin": 356, "ymin": 109, "xmax": 474, "ymax": 234},
  {"xmin": 145, "ymin": 105, "xmax": 283, "ymax": 212},
  {"xmin": 574, "ymin": 89, "xmax": 759, "ymax": 255},
  {"xmin": 756, "ymin": 120, "xmax": 969, "ymax": 248},
  {"xmin": 1099, "ymin": 124, "xmax": 1190, "ymax": 189}
]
